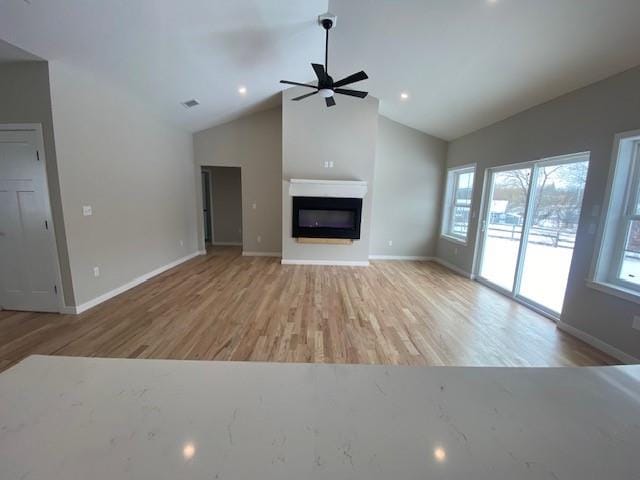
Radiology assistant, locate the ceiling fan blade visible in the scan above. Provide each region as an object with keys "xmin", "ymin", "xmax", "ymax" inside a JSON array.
[
  {"xmin": 292, "ymin": 91, "xmax": 319, "ymax": 101},
  {"xmin": 325, "ymin": 96, "xmax": 336, "ymax": 107},
  {"xmin": 335, "ymin": 88, "xmax": 368, "ymax": 98},
  {"xmin": 333, "ymin": 71, "xmax": 368, "ymax": 88},
  {"xmin": 311, "ymin": 63, "xmax": 326, "ymax": 82},
  {"xmin": 280, "ymin": 80, "xmax": 318, "ymax": 89}
]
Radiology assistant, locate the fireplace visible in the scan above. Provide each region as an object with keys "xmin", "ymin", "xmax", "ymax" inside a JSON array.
[{"xmin": 292, "ymin": 196, "xmax": 362, "ymax": 240}]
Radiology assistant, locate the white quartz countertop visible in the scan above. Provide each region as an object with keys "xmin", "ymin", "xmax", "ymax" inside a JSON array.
[{"xmin": 1, "ymin": 355, "xmax": 639, "ymax": 480}]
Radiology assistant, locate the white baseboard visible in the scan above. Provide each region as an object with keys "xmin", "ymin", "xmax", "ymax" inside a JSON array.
[
  {"xmin": 242, "ymin": 251, "xmax": 282, "ymax": 257},
  {"xmin": 430, "ymin": 257, "xmax": 474, "ymax": 279},
  {"xmin": 369, "ymin": 255, "xmax": 433, "ymax": 261},
  {"xmin": 557, "ymin": 321, "xmax": 639, "ymax": 365},
  {"xmin": 212, "ymin": 242, "xmax": 242, "ymax": 246},
  {"xmin": 64, "ymin": 251, "xmax": 205, "ymax": 315},
  {"xmin": 281, "ymin": 259, "xmax": 370, "ymax": 266}
]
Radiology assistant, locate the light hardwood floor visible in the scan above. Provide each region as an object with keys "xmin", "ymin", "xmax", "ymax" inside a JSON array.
[{"xmin": 0, "ymin": 247, "xmax": 614, "ymax": 372}]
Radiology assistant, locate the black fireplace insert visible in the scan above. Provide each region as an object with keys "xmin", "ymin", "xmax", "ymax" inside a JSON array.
[{"xmin": 292, "ymin": 196, "xmax": 362, "ymax": 239}]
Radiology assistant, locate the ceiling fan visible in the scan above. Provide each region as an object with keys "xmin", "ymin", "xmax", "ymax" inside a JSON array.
[{"xmin": 280, "ymin": 13, "xmax": 368, "ymax": 107}]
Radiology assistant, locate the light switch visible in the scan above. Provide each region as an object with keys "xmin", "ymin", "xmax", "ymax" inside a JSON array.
[{"xmin": 82, "ymin": 205, "xmax": 92, "ymax": 216}]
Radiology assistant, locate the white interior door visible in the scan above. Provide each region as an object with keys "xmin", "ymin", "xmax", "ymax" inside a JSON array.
[{"xmin": 0, "ymin": 129, "xmax": 60, "ymax": 312}]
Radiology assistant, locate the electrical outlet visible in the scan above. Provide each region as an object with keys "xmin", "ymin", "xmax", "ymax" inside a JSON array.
[
  {"xmin": 82, "ymin": 205, "xmax": 92, "ymax": 216},
  {"xmin": 179, "ymin": 240, "xmax": 184, "ymax": 247},
  {"xmin": 633, "ymin": 316, "xmax": 640, "ymax": 331},
  {"xmin": 388, "ymin": 240, "xmax": 393, "ymax": 246},
  {"xmin": 93, "ymin": 266, "xmax": 100, "ymax": 277},
  {"xmin": 257, "ymin": 235, "xmax": 262, "ymax": 243}
]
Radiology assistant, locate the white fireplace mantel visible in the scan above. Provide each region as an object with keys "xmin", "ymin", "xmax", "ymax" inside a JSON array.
[{"xmin": 288, "ymin": 178, "xmax": 368, "ymax": 198}]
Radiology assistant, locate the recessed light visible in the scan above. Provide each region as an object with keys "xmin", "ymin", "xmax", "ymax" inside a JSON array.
[
  {"xmin": 487, "ymin": 0, "xmax": 498, "ymax": 5},
  {"xmin": 182, "ymin": 442, "xmax": 196, "ymax": 460},
  {"xmin": 181, "ymin": 99, "xmax": 200, "ymax": 108},
  {"xmin": 238, "ymin": 86, "xmax": 247, "ymax": 95},
  {"xmin": 434, "ymin": 446, "xmax": 446, "ymax": 463},
  {"xmin": 400, "ymin": 92, "xmax": 409, "ymax": 100}
]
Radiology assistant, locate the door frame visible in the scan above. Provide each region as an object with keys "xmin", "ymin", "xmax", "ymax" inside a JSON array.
[
  {"xmin": 201, "ymin": 169, "xmax": 213, "ymax": 244},
  {"xmin": 474, "ymin": 152, "xmax": 591, "ymax": 321},
  {"xmin": 0, "ymin": 123, "xmax": 66, "ymax": 313}
]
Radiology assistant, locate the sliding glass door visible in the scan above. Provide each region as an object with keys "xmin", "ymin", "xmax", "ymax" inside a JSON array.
[
  {"xmin": 477, "ymin": 154, "xmax": 589, "ymax": 316},
  {"xmin": 479, "ymin": 167, "xmax": 531, "ymax": 291}
]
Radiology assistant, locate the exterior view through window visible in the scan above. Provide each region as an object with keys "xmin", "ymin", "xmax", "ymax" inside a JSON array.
[
  {"xmin": 441, "ymin": 165, "xmax": 475, "ymax": 242},
  {"xmin": 591, "ymin": 132, "xmax": 640, "ymax": 295},
  {"xmin": 478, "ymin": 154, "xmax": 589, "ymax": 316}
]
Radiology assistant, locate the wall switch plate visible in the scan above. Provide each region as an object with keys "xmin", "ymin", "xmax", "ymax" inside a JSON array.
[
  {"xmin": 588, "ymin": 223, "xmax": 597, "ymax": 235},
  {"xmin": 454, "ymin": 247, "xmax": 458, "ymax": 256},
  {"xmin": 329, "ymin": 161, "xmax": 334, "ymax": 168},
  {"xmin": 93, "ymin": 266, "xmax": 100, "ymax": 277},
  {"xmin": 388, "ymin": 240, "xmax": 393, "ymax": 246},
  {"xmin": 633, "ymin": 316, "xmax": 640, "ymax": 331},
  {"xmin": 179, "ymin": 240, "xmax": 184, "ymax": 247},
  {"xmin": 257, "ymin": 235, "xmax": 262, "ymax": 243},
  {"xmin": 252, "ymin": 203, "xmax": 257, "ymax": 210},
  {"xmin": 82, "ymin": 205, "xmax": 92, "ymax": 216}
]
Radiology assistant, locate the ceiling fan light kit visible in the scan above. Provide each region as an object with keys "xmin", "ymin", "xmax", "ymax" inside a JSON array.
[{"xmin": 280, "ymin": 12, "xmax": 369, "ymax": 108}]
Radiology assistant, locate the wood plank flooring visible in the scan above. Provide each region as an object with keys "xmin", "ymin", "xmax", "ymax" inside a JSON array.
[{"xmin": 0, "ymin": 247, "xmax": 614, "ymax": 372}]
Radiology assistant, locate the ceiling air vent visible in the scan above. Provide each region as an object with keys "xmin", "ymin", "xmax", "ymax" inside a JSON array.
[{"xmin": 181, "ymin": 99, "xmax": 200, "ymax": 108}]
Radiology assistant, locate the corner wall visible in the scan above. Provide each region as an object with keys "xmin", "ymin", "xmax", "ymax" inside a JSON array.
[
  {"xmin": 436, "ymin": 65, "xmax": 640, "ymax": 361},
  {"xmin": 371, "ymin": 116, "xmax": 447, "ymax": 258},
  {"xmin": 193, "ymin": 107, "xmax": 283, "ymax": 255}
]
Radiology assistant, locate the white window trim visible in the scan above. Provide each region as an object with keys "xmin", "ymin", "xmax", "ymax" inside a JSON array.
[
  {"xmin": 440, "ymin": 163, "xmax": 476, "ymax": 245},
  {"xmin": 588, "ymin": 129, "xmax": 640, "ymax": 302}
]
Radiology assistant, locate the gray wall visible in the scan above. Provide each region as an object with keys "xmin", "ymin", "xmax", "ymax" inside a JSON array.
[
  {"xmin": 48, "ymin": 61, "xmax": 199, "ymax": 306},
  {"xmin": 194, "ymin": 107, "xmax": 282, "ymax": 254},
  {"xmin": 0, "ymin": 61, "xmax": 74, "ymax": 305},
  {"xmin": 282, "ymin": 88, "xmax": 379, "ymax": 263},
  {"xmin": 371, "ymin": 116, "xmax": 447, "ymax": 258},
  {"xmin": 209, "ymin": 166, "xmax": 242, "ymax": 244},
  {"xmin": 436, "ymin": 65, "xmax": 640, "ymax": 360}
]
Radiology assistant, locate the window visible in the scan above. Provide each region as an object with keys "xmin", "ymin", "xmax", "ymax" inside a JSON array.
[
  {"xmin": 590, "ymin": 130, "xmax": 640, "ymax": 301},
  {"xmin": 441, "ymin": 164, "xmax": 475, "ymax": 243}
]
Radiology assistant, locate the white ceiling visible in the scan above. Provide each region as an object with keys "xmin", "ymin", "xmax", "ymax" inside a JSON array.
[{"xmin": 1, "ymin": 0, "xmax": 640, "ymax": 139}]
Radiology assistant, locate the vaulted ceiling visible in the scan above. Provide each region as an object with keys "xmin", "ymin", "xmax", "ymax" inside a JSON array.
[{"xmin": 1, "ymin": 0, "xmax": 640, "ymax": 140}]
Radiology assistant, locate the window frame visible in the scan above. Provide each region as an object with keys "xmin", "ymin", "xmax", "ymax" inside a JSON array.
[
  {"xmin": 589, "ymin": 130, "xmax": 640, "ymax": 302},
  {"xmin": 611, "ymin": 141, "xmax": 640, "ymax": 288},
  {"xmin": 441, "ymin": 164, "xmax": 476, "ymax": 245}
]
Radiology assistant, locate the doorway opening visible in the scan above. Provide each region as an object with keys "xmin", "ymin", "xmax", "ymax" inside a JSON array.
[
  {"xmin": 476, "ymin": 153, "xmax": 590, "ymax": 317},
  {"xmin": 201, "ymin": 166, "xmax": 243, "ymax": 247}
]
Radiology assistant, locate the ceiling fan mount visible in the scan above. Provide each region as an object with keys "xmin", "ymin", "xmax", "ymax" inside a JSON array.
[{"xmin": 280, "ymin": 12, "xmax": 368, "ymax": 108}]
